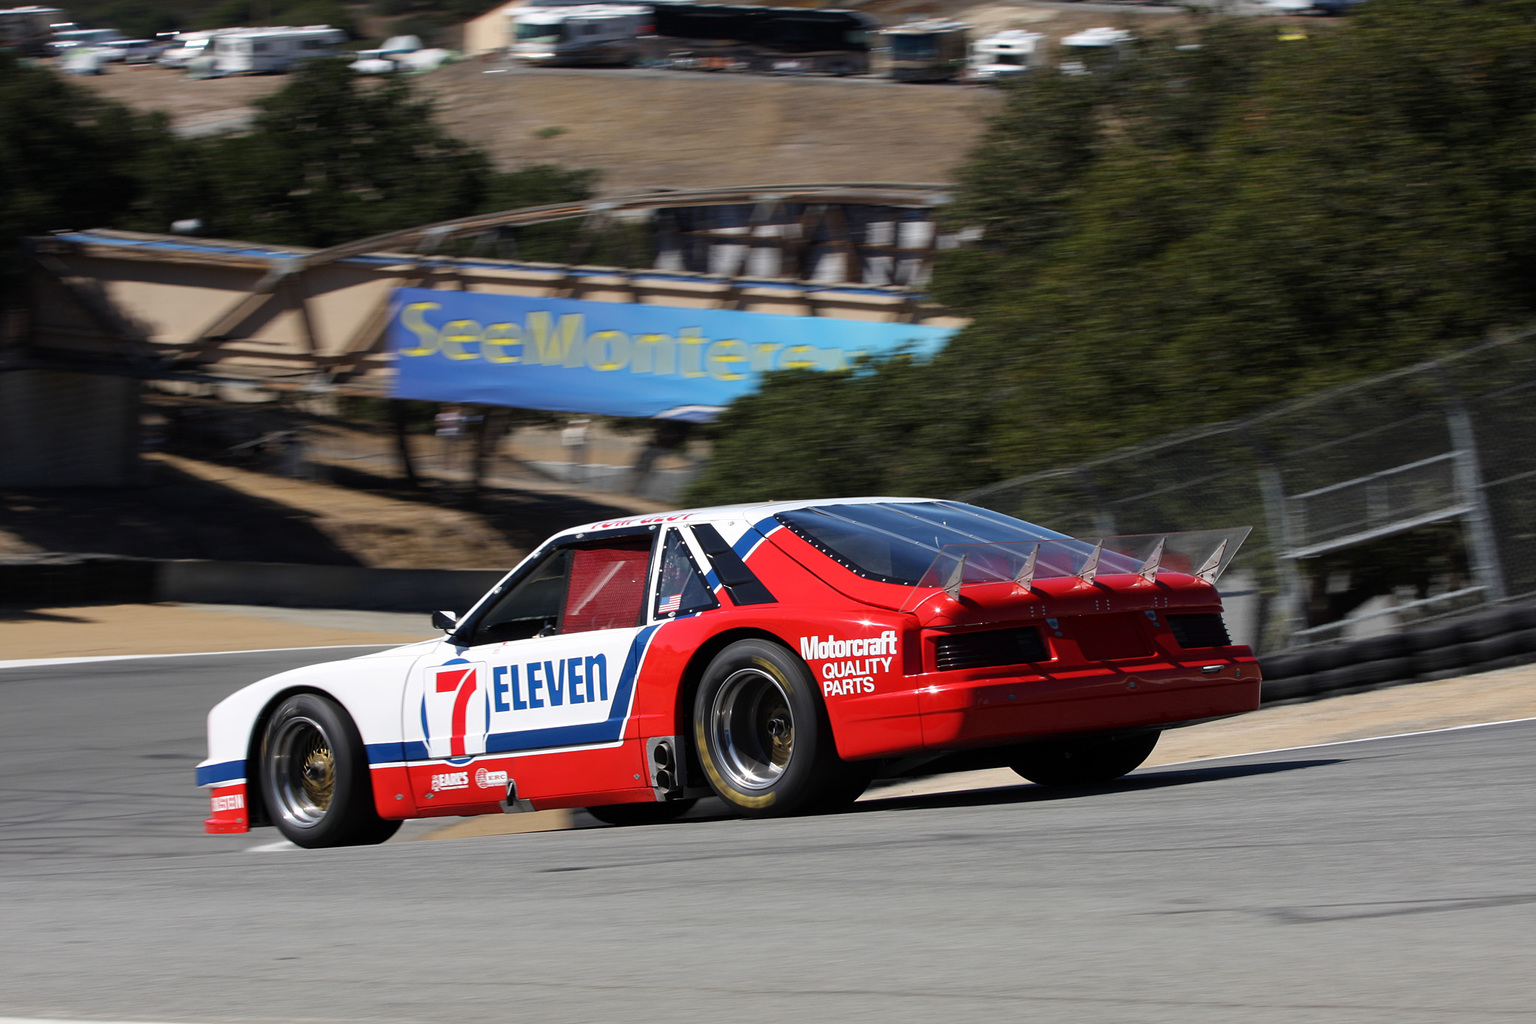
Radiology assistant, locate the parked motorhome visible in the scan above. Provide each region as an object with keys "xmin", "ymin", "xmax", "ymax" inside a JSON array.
[
  {"xmin": 158, "ymin": 29, "xmax": 228, "ymax": 67},
  {"xmin": 510, "ymin": 4, "xmax": 650, "ymax": 66},
  {"xmin": 212, "ymin": 25, "xmax": 346, "ymax": 74},
  {"xmin": 968, "ymin": 28, "xmax": 1043, "ymax": 82},
  {"xmin": 885, "ymin": 19, "xmax": 968, "ymax": 82},
  {"xmin": 0, "ymin": 5, "xmax": 61, "ymax": 55}
]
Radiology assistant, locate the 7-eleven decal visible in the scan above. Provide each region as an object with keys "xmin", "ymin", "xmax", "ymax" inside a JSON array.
[{"xmin": 422, "ymin": 661, "xmax": 489, "ymax": 760}]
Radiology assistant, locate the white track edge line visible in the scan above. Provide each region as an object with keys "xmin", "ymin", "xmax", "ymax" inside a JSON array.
[
  {"xmin": 0, "ymin": 643, "xmax": 400, "ymax": 671},
  {"xmin": 1150, "ymin": 714, "xmax": 1536, "ymax": 768},
  {"xmin": 0, "ymin": 1018, "xmax": 215, "ymax": 1024}
]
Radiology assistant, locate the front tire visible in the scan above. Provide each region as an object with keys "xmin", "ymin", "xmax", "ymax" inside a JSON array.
[
  {"xmin": 692, "ymin": 639, "xmax": 862, "ymax": 817},
  {"xmin": 259, "ymin": 693, "xmax": 401, "ymax": 848},
  {"xmin": 1010, "ymin": 731, "xmax": 1161, "ymax": 788}
]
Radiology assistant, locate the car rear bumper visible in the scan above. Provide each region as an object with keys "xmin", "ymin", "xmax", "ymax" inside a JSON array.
[
  {"xmin": 917, "ymin": 658, "xmax": 1262, "ymax": 748},
  {"xmin": 829, "ymin": 656, "xmax": 1261, "ymax": 760}
]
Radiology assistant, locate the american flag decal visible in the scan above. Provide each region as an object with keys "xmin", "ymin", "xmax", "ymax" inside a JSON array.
[{"xmin": 659, "ymin": 593, "xmax": 681, "ymax": 614}]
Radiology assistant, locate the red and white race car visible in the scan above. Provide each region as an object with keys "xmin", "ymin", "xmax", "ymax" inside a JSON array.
[{"xmin": 198, "ymin": 498, "xmax": 1261, "ymax": 846}]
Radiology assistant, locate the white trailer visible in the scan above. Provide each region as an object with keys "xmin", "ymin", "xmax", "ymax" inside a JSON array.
[
  {"xmin": 968, "ymin": 29, "xmax": 1044, "ymax": 82},
  {"xmin": 212, "ymin": 25, "xmax": 346, "ymax": 74},
  {"xmin": 158, "ymin": 29, "xmax": 233, "ymax": 68},
  {"xmin": 510, "ymin": 4, "xmax": 650, "ymax": 66}
]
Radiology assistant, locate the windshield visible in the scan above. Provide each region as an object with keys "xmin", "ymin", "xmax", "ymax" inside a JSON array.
[
  {"xmin": 891, "ymin": 34, "xmax": 937, "ymax": 60},
  {"xmin": 515, "ymin": 22, "xmax": 560, "ymax": 43},
  {"xmin": 775, "ymin": 501, "xmax": 1068, "ymax": 585}
]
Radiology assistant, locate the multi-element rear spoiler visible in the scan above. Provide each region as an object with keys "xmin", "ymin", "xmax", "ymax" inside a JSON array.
[{"xmin": 899, "ymin": 528, "xmax": 1252, "ymax": 610}]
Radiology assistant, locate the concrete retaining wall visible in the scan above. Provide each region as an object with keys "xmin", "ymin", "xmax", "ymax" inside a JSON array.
[{"xmin": 1, "ymin": 555, "xmax": 503, "ymax": 613}]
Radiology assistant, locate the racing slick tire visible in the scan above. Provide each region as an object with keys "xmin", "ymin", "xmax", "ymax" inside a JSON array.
[
  {"xmin": 259, "ymin": 693, "xmax": 401, "ymax": 849},
  {"xmin": 693, "ymin": 639, "xmax": 863, "ymax": 818},
  {"xmin": 1009, "ymin": 730, "xmax": 1161, "ymax": 788},
  {"xmin": 585, "ymin": 799, "xmax": 698, "ymax": 826}
]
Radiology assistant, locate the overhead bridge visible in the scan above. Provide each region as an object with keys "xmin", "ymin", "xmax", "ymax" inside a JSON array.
[{"xmin": 4, "ymin": 183, "xmax": 965, "ymax": 485}]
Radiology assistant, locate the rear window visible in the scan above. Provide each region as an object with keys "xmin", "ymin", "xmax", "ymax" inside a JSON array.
[{"xmin": 775, "ymin": 501, "xmax": 1067, "ymax": 584}]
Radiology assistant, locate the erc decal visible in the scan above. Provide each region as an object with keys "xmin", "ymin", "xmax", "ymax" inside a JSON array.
[
  {"xmin": 800, "ymin": 630, "xmax": 898, "ymax": 697},
  {"xmin": 210, "ymin": 793, "xmax": 245, "ymax": 813},
  {"xmin": 491, "ymin": 655, "xmax": 608, "ymax": 711},
  {"xmin": 476, "ymin": 767, "xmax": 509, "ymax": 790}
]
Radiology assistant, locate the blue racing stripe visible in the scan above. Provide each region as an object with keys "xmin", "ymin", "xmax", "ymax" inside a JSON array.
[
  {"xmin": 195, "ymin": 760, "xmax": 244, "ymax": 787},
  {"xmin": 734, "ymin": 517, "xmax": 780, "ymax": 562}
]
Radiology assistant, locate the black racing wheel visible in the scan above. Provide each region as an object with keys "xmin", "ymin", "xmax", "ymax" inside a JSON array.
[
  {"xmin": 259, "ymin": 693, "xmax": 401, "ymax": 848},
  {"xmin": 692, "ymin": 639, "xmax": 867, "ymax": 817}
]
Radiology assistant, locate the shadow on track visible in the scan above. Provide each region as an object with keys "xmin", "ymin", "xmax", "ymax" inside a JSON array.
[{"xmin": 852, "ymin": 757, "xmax": 1347, "ymax": 816}]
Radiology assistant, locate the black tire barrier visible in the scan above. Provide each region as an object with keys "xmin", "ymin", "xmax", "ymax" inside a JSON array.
[
  {"xmin": 1351, "ymin": 633, "xmax": 1410, "ymax": 663},
  {"xmin": 1414, "ymin": 643, "xmax": 1473, "ymax": 676},
  {"xmin": 1257, "ymin": 650, "xmax": 1309, "ymax": 681},
  {"xmin": 1260, "ymin": 675, "xmax": 1315, "ymax": 703},
  {"xmin": 1361, "ymin": 656, "xmax": 1417, "ymax": 687},
  {"xmin": 1257, "ymin": 598, "xmax": 1536, "ymax": 705},
  {"xmin": 1407, "ymin": 620, "xmax": 1463, "ymax": 653}
]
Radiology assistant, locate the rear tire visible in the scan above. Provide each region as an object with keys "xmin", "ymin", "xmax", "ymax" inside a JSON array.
[
  {"xmin": 692, "ymin": 639, "xmax": 862, "ymax": 817},
  {"xmin": 259, "ymin": 693, "xmax": 400, "ymax": 848},
  {"xmin": 1010, "ymin": 731, "xmax": 1160, "ymax": 788},
  {"xmin": 586, "ymin": 799, "xmax": 697, "ymax": 826}
]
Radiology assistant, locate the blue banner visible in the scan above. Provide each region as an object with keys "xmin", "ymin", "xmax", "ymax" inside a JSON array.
[{"xmin": 387, "ymin": 288, "xmax": 954, "ymax": 420}]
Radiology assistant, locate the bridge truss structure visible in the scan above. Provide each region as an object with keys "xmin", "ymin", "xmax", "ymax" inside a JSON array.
[{"xmin": 16, "ymin": 183, "xmax": 963, "ymax": 397}]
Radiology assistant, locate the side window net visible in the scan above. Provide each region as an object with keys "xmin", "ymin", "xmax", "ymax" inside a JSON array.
[
  {"xmin": 654, "ymin": 530, "xmax": 718, "ymax": 618},
  {"xmin": 562, "ymin": 540, "xmax": 652, "ymax": 634}
]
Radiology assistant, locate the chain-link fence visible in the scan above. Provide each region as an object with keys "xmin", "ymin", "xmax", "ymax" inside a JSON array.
[{"xmin": 963, "ymin": 330, "xmax": 1536, "ymax": 653}]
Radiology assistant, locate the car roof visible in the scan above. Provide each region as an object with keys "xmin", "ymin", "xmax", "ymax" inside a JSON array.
[{"xmin": 554, "ymin": 496, "xmax": 950, "ymax": 540}]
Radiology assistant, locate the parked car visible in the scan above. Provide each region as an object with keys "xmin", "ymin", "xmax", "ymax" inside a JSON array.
[
  {"xmin": 99, "ymin": 37, "xmax": 166, "ymax": 62},
  {"xmin": 198, "ymin": 498, "xmax": 1261, "ymax": 847}
]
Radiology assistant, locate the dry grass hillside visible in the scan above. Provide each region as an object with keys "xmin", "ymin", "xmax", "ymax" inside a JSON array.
[{"xmin": 69, "ymin": 2, "xmax": 1244, "ymax": 194}]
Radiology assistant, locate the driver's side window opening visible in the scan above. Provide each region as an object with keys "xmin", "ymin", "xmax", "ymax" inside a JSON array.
[{"xmin": 465, "ymin": 536, "xmax": 654, "ymax": 646}]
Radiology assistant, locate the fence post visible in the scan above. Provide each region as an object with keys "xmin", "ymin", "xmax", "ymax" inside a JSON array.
[
  {"xmin": 1256, "ymin": 463, "xmax": 1308, "ymax": 650},
  {"xmin": 1444, "ymin": 397, "xmax": 1507, "ymax": 602}
]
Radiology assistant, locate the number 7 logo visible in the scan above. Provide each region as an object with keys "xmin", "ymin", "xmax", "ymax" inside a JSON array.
[{"xmin": 435, "ymin": 666, "xmax": 479, "ymax": 758}]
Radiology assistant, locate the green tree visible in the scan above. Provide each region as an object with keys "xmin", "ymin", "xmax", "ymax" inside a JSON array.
[
  {"xmin": 0, "ymin": 52, "xmax": 176, "ymax": 293},
  {"xmin": 131, "ymin": 59, "xmax": 594, "ymax": 248},
  {"xmin": 689, "ymin": 0, "xmax": 1536, "ymax": 505}
]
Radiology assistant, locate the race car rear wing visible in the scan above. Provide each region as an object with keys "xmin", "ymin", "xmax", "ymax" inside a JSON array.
[{"xmin": 898, "ymin": 528, "xmax": 1252, "ymax": 611}]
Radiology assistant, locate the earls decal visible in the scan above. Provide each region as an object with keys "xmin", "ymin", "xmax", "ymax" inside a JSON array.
[
  {"xmin": 432, "ymin": 771, "xmax": 469, "ymax": 792},
  {"xmin": 800, "ymin": 630, "xmax": 898, "ymax": 697}
]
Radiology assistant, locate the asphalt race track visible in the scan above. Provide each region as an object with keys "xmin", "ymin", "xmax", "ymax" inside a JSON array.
[{"xmin": 2, "ymin": 649, "xmax": 1534, "ymax": 1023}]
